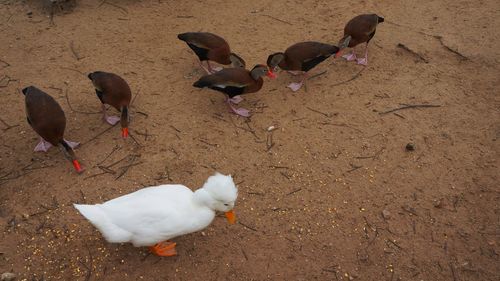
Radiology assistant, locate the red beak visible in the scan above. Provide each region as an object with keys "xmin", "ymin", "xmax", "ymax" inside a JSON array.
[
  {"xmin": 122, "ymin": 127, "xmax": 129, "ymax": 138},
  {"xmin": 267, "ymin": 70, "xmax": 277, "ymax": 79},
  {"xmin": 335, "ymin": 51, "xmax": 342, "ymax": 58},
  {"xmin": 72, "ymin": 160, "xmax": 83, "ymax": 174}
]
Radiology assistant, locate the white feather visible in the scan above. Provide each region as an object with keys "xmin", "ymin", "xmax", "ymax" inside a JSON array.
[{"xmin": 74, "ymin": 173, "xmax": 237, "ymax": 247}]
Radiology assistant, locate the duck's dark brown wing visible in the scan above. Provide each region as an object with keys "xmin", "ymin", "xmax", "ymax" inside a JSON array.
[{"xmin": 24, "ymin": 86, "xmax": 66, "ymax": 146}]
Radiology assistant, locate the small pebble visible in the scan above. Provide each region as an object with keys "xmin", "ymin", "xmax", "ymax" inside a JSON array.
[
  {"xmin": 382, "ymin": 209, "xmax": 391, "ymax": 219},
  {"xmin": 405, "ymin": 143, "xmax": 416, "ymax": 151}
]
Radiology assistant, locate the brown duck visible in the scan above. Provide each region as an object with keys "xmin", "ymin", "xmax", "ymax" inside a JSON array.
[
  {"xmin": 336, "ymin": 14, "xmax": 384, "ymax": 65},
  {"xmin": 267, "ymin": 41, "xmax": 339, "ymax": 91},
  {"xmin": 88, "ymin": 71, "xmax": 131, "ymax": 138},
  {"xmin": 178, "ymin": 32, "xmax": 246, "ymax": 74},
  {"xmin": 23, "ymin": 86, "xmax": 82, "ymax": 173},
  {"xmin": 193, "ymin": 65, "xmax": 274, "ymax": 117}
]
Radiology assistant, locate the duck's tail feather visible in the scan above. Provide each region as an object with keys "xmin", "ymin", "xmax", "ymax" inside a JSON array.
[{"xmin": 74, "ymin": 204, "xmax": 131, "ymax": 243}]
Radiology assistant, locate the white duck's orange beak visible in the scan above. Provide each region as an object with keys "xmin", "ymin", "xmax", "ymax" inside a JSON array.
[{"xmin": 225, "ymin": 210, "xmax": 236, "ymax": 224}]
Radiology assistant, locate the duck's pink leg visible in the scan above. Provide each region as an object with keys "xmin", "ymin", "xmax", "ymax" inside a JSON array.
[
  {"xmin": 356, "ymin": 43, "xmax": 369, "ymax": 66},
  {"xmin": 63, "ymin": 139, "xmax": 80, "ymax": 149},
  {"xmin": 229, "ymin": 96, "xmax": 243, "ymax": 104},
  {"xmin": 102, "ymin": 104, "xmax": 120, "ymax": 125},
  {"xmin": 288, "ymin": 73, "xmax": 308, "ymax": 92},
  {"xmin": 34, "ymin": 138, "xmax": 52, "ymax": 152},
  {"xmin": 207, "ymin": 61, "xmax": 223, "ymax": 73},
  {"xmin": 199, "ymin": 61, "xmax": 211, "ymax": 74},
  {"xmin": 226, "ymin": 98, "xmax": 250, "ymax": 117},
  {"xmin": 343, "ymin": 51, "xmax": 357, "ymax": 61}
]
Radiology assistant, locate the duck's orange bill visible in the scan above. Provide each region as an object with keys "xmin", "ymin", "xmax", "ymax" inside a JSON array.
[
  {"xmin": 225, "ymin": 210, "xmax": 236, "ymax": 224},
  {"xmin": 267, "ymin": 70, "xmax": 277, "ymax": 79},
  {"xmin": 122, "ymin": 127, "xmax": 129, "ymax": 138},
  {"xmin": 72, "ymin": 160, "xmax": 83, "ymax": 174}
]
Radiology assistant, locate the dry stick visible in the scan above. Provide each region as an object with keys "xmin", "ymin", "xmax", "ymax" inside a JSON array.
[
  {"xmin": 286, "ymin": 188, "xmax": 302, "ymax": 196},
  {"xmin": 199, "ymin": 139, "xmax": 218, "ymax": 147},
  {"xmin": 177, "ymin": 15, "xmax": 194, "ymax": 18},
  {"xmin": 319, "ymin": 122, "xmax": 362, "ymax": 133},
  {"xmin": 70, "ymin": 41, "xmax": 84, "ymax": 60},
  {"xmin": 115, "ymin": 161, "xmax": 143, "ymax": 180},
  {"xmin": 331, "ymin": 67, "xmax": 365, "ymax": 87},
  {"xmin": 99, "ymin": 0, "xmax": 128, "ymax": 14},
  {"xmin": 0, "ymin": 75, "xmax": 14, "ymax": 88},
  {"xmin": 0, "ymin": 59, "xmax": 10, "ymax": 69},
  {"xmin": 260, "ymin": 14, "xmax": 292, "ymax": 25},
  {"xmin": 0, "ymin": 117, "xmax": 18, "ymax": 131},
  {"xmin": 81, "ymin": 124, "xmax": 118, "ymax": 146},
  {"xmin": 306, "ymin": 107, "xmax": 330, "ymax": 117},
  {"xmin": 397, "ymin": 43, "xmax": 429, "ymax": 63},
  {"xmin": 355, "ymin": 147, "xmax": 385, "ymax": 160},
  {"xmin": 437, "ymin": 36, "xmax": 469, "ymax": 60},
  {"xmin": 130, "ymin": 89, "xmax": 141, "ymax": 106},
  {"xmin": 97, "ymin": 145, "xmax": 120, "ymax": 165},
  {"xmin": 128, "ymin": 132, "xmax": 141, "ymax": 146},
  {"xmin": 65, "ymin": 90, "xmax": 101, "ymax": 114},
  {"xmin": 238, "ymin": 221, "xmax": 258, "ymax": 232},
  {"xmin": 347, "ymin": 164, "xmax": 363, "ymax": 173},
  {"xmin": 84, "ymin": 171, "xmax": 107, "ymax": 180},
  {"xmin": 169, "ymin": 125, "xmax": 181, "ymax": 133},
  {"xmin": 307, "ymin": 70, "xmax": 328, "ymax": 80},
  {"xmin": 379, "ymin": 104, "xmax": 441, "ymax": 115}
]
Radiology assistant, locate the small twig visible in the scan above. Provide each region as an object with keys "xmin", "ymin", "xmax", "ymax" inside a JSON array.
[
  {"xmin": 241, "ymin": 248, "xmax": 249, "ymax": 260},
  {"xmin": 286, "ymin": 188, "xmax": 302, "ymax": 196},
  {"xmin": 386, "ymin": 239, "xmax": 403, "ymax": 250},
  {"xmin": 401, "ymin": 205, "xmax": 418, "ymax": 216},
  {"xmin": 84, "ymin": 172, "xmax": 107, "ymax": 180},
  {"xmin": 169, "ymin": 125, "xmax": 181, "ymax": 133},
  {"xmin": 0, "ymin": 59, "xmax": 10, "ymax": 69},
  {"xmin": 97, "ymin": 165, "xmax": 116, "ymax": 175},
  {"xmin": 355, "ymin": 147, "xmax": 385, "ymax": 160},
  {"xmin": 0, "ymin": 117, "xmax": 18, "ymax": 131},
  {"xmin": 177, "ymin": 15, "xmax": 194, "ymax": 18},
  {"xmin": 393, "ymin": 112, "xmax": 405, "ymax": 119},
  {"xmin": 81, "ymin": 124, "xmax": 118, "ymax": 145},
  {"xmin": 115, "ymin": 161, "xmax": 143, "ymax": 180},
  {"xmin": 65, "ymin": 89, "xmax": 101, "ymax": 114},
  {"xmin": 269, "ymin": 165, "xmax": 289, "ymax": 169},
  {"xmin": 331, "ymin": 67, "xmax": 365, "ymax": 87},
  {"xmin": 280, "ymin": 171, "xmax": 291, "ymax": 180},
  {"xmin": 449, "ymin": 262, "xmax": 458, "ymax": 281},
  {"xmin": 0, "ymin": 75, "xmax": 15, "ymax": 88},
  {"xmin": 99, "ymin": 0, "xmax": 128, "ymax": 14},
  {"xmin": 346, "ymin": 164, "xmax": 363, "ymax": 173},
  {"xmin": 97, "ymin": 145, "xmax": 120, "ymax": 165},
  {"xmin": 69, "ymin": 41, "xmax": 84, "ymax": 60},
  {"xmin": 379, "ymin": 104, "xmax": 441, "ymax": 115},
  {"xmin": 306, "ymin": 107, "xmax": 330, "ymax": 117},
  {"xmin": 130, "ymin": 89, "xmax": 140, "ymax": 106},
  {"xmin": 199, "ymin": 139, "xmax": 218, "ymax": 147},
  {"xmin": 238, "ymin": 221, "xmax": 258, "ymax": 232},
  {"xmin": 266, "ymin": 132, "xmax": 274, "ymax": 151},
  {"xmin": 437, "ymin": 36, "xmax": 469, "ymax": 60},
  {"xmin": 307, "ymin": 70, "xmax": 327, "ymax": 80},
  {"xmin": 128, "ymin": 132, "xmax": 141, "ymax": 146},
  {"xmin": 260, "ymin": 14, "xmax": 292, "ymax": 25},
  {"xmin": 397, "ymin": 43, "xmax": 429, "ymax": 63}
]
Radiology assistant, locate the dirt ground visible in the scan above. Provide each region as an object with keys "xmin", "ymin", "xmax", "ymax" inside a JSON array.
[{"xmin": 0, "ymin": 0, "xmax": 499, "ymax": 280}]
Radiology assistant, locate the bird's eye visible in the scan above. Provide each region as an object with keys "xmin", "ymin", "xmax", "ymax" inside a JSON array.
[{"xmin": 224, "ymin": 203, "xmax": 229, "ymax": 206}]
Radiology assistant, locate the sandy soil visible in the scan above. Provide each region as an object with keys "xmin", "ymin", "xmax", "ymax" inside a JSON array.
[{"xmin": 0, "ymin": 0, "xmax": 499, "ymax": 280}]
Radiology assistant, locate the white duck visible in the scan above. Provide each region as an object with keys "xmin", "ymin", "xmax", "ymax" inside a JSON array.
[{"xmin": 74, "ymin": 172, "xmax": 238, "ymax": 256}]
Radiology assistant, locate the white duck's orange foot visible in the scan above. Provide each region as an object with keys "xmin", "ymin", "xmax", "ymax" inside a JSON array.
[{"xmin": 149, "ymin": 241, "xmax": 177, "ymax": 257}]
